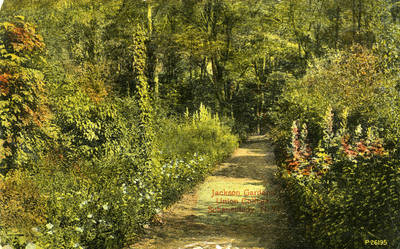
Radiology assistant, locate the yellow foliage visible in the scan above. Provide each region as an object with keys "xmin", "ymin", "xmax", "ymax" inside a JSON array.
[{"xmin": 0, "ymin": 170, "xmax": 47, "ymax": 237}]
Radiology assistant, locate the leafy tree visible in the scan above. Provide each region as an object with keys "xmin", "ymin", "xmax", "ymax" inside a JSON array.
[
  {"xmin": 275, "ymin": 0, "xmax": 390, "ymax": 58},
  {"xmin": 285, "ymin": 45, "xmax": 388, "ymax": 116},
  {"xmin": 0, "ymin": 17, "xmax": 52, "ymax": 173}
]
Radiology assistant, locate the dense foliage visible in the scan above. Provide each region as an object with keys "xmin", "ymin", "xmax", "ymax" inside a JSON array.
[
  {"xmin": 0, "ymin": 17, "xmax": 51, "ymax": 173},
  {"xmin": 0, "ymin": 16, "xmax": 237, "ymax": 249},
  {"xmin": 269, "ymin": 2, "xmax": 400, "ymax": 246},
  {"xmin": 1, "ymin": 0, "xmax": 400, "ymax": 248},
  {"xmin": 279, "ymin": 111, "xmax": 399, "ymax": 248}
]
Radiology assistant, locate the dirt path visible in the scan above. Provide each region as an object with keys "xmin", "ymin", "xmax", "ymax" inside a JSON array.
[{"xmin": 130, "ymin": 135, "xmax": 288, "ymax": 249}]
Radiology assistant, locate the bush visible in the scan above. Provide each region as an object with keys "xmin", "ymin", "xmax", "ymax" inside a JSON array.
[
  {"xmin": 0, "ymin": 17, "xmax": 53, "ymax": 173},
  {"xmin": 278, "ymin": 109, "xmax": 400, "ymax": 249},
  {"xmin": 33, "ymin": 155, "xmax": 161, "ymax": 249},
  {"xmin": 284, "ymin": 45, "xmax": 387, "ymax": 117},
  {"xmin": 0, "ymin": 101, "xmax": 238, "ymax": 249},
  {"xmin": 156, "ymin": 103, "xmax": 238, "ymax": 205},
  {"xmin": 0, "ymin": 17, "xmax": 239, "ymax": 249},
  {"xmin": 0, "ymin": 169, "xmax": 46, "ymax": 247},
  {"xmin": 157, "ymin": 104, "xmax": 238, "ymax": 163},
  {"xmin": 271, "ymin": 45, "xmax": 397, "ymax": 164}
]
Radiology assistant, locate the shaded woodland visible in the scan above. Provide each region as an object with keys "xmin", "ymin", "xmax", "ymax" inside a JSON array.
[{"xmin": 1, "ymin": 0, "xmax": 400, "ymax": 248}]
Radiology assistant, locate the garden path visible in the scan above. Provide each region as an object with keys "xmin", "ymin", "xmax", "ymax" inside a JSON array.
[{"xmin": 130, "ymin": 135, "xmax": 289, "ymax": 249}]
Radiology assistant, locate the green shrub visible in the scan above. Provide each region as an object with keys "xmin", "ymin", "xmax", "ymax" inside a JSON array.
[
  {"xmin": 0, "ymin": 102, "xmax": 237, "ymax": 249},
  {"xmin": 0, "ymin": 16, "xmax": 239, "ymax": 249},
  {"xmin": 0, "ymin": 17, "xmax": 54, "ymax": 174},
  {"xmin": 271, "ymin": 45, "xmax": 398, "ymax": 164},
  {"xmin": 157, "ymin": 104, "xmax": 238, "ymax": 164},
  {"xmin": 0, "ymin": 169, "xmax": 46, "ymax": 247},
  {"xmin": 272, "ymin": 45, "xmax": 400, "ymax": 249},
  {"xmin": 155, "ymin": 104, "xmax": 238, "ymax": 205},
  {"xmin": 284, "ymin": 45, "xmax": 387, "ymax": 117},
  {"xmin": 159, "ymin": 155, "xmax": 210, "ymax": 206},
  {"xmin": 33, "ymin": 156, "xmax": 161, "ymax": 249},
  {"xmin": 279, "ymin": 110, "xmax": 400, "ymax": 249}
]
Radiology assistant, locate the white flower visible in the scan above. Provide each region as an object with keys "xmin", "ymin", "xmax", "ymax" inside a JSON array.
[
  {"xmin": 355, "ymin": 124, "xmax": 362, "ymax": 136},
  {"xmin": 46, "ymin": 223, "xmax": 54, "ymax": 230},
  {"xmin": 122, "ymin": 184, "xmax": 127, "ymax": 194},
  {"xmin": 102, "ymin": 204, "xmax": 109, "ymax": 210},
  {"xmin": 25, "ymin": 243, "xmax": 36, "ymax": 249},
  {"xmin": 87, "ymin": 214, "xmax": 93, "ymax": 219},
  {"xmin": 75, "ymin": 227, "xmax": 84, "ymax": 233},
  {"xmin": 79, "ymin": 200, "xmax": 88, "ymax": 208}
]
